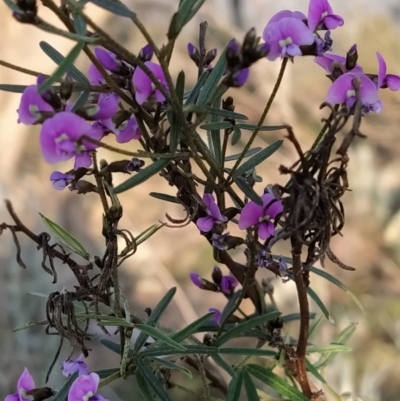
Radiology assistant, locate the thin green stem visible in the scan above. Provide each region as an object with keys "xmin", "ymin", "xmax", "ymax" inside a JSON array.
[{"xmin": 0, "ymin": 60, "xmax": 48, "ymax": 77}]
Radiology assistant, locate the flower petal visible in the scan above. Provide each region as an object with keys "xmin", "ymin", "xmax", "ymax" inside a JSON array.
[
  {"xmin": 258, "ymin": 222, "xmax": 274, "ymax": 240},
  {"xmin": 323, "ymin": 14, "xmax": 344, "ymax": 30},
  {"xmin": 203, "ymin": 194, "xmax": 226, "ymax": 221},
  {"xmin": 385, "ymin": 74, "xmax": 400, "ymax": 91},
  {"xmin": 238, "ymin": 201, "xmax": 263, "ymax": 229},
  {"xmin": 18, "ymin": 368, "xmax": 35, "ymax": 394},
  {"xmin": 17, "ymin": 85, "xmax": 54, "ymax": 125},
  {"xmin": 196, "ymin": 216, "xmax": 215, "ymax": 232},
  {"xmin": 308, "ymin": 0, "xmax": 330, "ymax": 32},
  {"xmin": 5, "ymin": 394, "xmax": 20, "ymax": 401},
  {"xmin": 68, "ymin": 374, "xmax": 98, "ymax": 401}
]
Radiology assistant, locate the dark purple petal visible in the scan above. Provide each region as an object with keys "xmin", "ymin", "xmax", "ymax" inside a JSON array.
[
  {"xmin": 209, "ymin": 308, "xmax": 221, "ymax": 324},
  {"xmin": 50, "ymin": 171, "xmax": 74, "ymax": 190},
  {"xmin": 238, "ymin": 201, "xmax": 263, "ymax": 229},
  {"xmin": 226, "ymin": 39, "xmax": 240, "ymax": 54},
  {"xmin": 187, "ymin": 42, "xmax": 197, "ymax": 55},
  {"xmin": 139, "ymin": 44, "xmax": 153, "ymax": 61},
  {"xmin": 94, "ymin": 48, "xmax": 120, "ymax": 71},
  {"xmin": 221, "ymin": 275, "xmax": 238, "ymax": 294},
  {"xmin": 17, "ymin": 85, "xmax": 54, "ymax": 125},
  {"xmin": 196, "ymin": 216, "xmax": 215, "ymax": 232},
  {"xmin": 189, "ymin": 272, "xmax": 203, "ymax": 287},
  {"xmin": 231, "ymin": 68, "xmax": 250, "ymax": 87}
]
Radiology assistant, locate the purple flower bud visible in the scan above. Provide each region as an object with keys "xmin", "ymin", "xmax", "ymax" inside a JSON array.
[
  {"xmin": 211, "ymin": 232, "xmax": 230, "ymax": 250},
  {"xmin": 61, "ymin": 354, "xmax": 89, "ymax": 377},
  {"xmin": 94, "ymin": 48, "xmax": 121, "ymax": 72},
  {"xmin": 211, "ymin": 266, "xmax": 222, "ymax": 285},
  {"xmin": 209, "ymin": 308, "xmax": 221, "ymax": 324},
  {"xmin": 50, "ymin": 171, "xmax": 74, "ymax": 190},
  {"xmin": 127, "ymin": 158, "xmax": 145, "ymax": 172},
  {"xmin": 230, "ymin": 68, "xmax": 250, "ymax": 87},
  {"xmin": 190, "ymin": 272, "xmax": 204, "ymax": 288},
  {"xmin": 220, "ymin": 275, "xmax": 238, "ymax": 295},
  {"xmin": 187, "ymin": 42, "xmax": 198, "ymax": 55},
  {"xmin": 139, "ymin": 44, "xmax": 153, "ymax": 62},
  {"xmin": 227, "ymin": 39, "xmax": 240, "ymax": 55}
]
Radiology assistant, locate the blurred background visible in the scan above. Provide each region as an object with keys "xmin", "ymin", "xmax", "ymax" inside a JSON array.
[{"xmin": 1, "ymin": 0, "xmax": 400, "ymax": 400}]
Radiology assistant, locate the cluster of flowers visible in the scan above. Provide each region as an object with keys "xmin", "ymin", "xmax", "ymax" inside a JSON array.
[{"xmin": 6, "ymin": 356, "xmax": 106, "ymax": 401}]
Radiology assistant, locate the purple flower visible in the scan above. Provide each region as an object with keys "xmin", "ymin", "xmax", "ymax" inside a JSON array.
[
  {"xmin": 221, "ymin": 275, "xmax": 238, "ymax": 295},
  {"xmin": 211, "ymin": 232, "xmax": 229, "ymax": 250},
  {"xmin": 267, "ymin": 10, "xmax": 306, "ymax": 25},
  {"xmin": 190, "ymin": 272, "xmax": 204, "ymax": 288},
  {"xmin": 132, "ymin": 61, "xmax": 168, "ymax": 105},
  {"xmin": 5, "ymin": 368, "xmax": 35, "ymax": 401},
  {"xmin": 40, "ymin": 111, "xmax": 102, "ymax": 169},
  {"xmin": 50, "ymin": 171, "xmax": 74, "ymax": 190},
  {"xmin": 238, "ymin": 193, "xmax": 283, "ymax": 240},
  {"xmin": 187, "ymin": 42, "xmax": 197, "ymax": 56},
  {"xmin": 17, "ymin": 79, "xmax": 54, "ymax": 125},
  {"xmin": 61, "ymin": 354, "xmax": 89, "ymax": 377},
  {"xmin": 94, "ymin": 48, "xmax": 121, "ymax": 72},
  {"xmin": 326, "ymin": 72, "xmax": 382, "ymax": 113},
  {"xmin": 127, "ymin": 158, "xmax": 145, "ymax": 172},
  {"xmin": 68, "ymin": 373, "xmax": 108, "ymax": 401},
  {"xmin": 315, "ymin": 30, "xmax": 332, "ymax": 55},
  {"xmin": 139, "ymin": 44, "xmax": 154, "ymax": 62},
  {"xmin": 196, "ymin": 194, "xmax": 228, "ymax": 233},
  {"xmin": 230, "ymin": 68, "xmax": 250, "ymax": 87},
  {"xmin": 314, "ymin": 53, "xmax": 363, "ymax": 74},
  {"xmin": 209, "ymin": 308, "xmax": 221, "ymax": 324},
  {"xmin": 94, "ymin": 116, "xmax": 141, "ymax": 143},
  {"xmin": 278, "ymin": 256, "xmax": 290, "ymax": 283},
  {"xmin": 88, "ymin": 64, "xmax": 106, "ymax": 85},
  {"xmin": 89, "ymin": 93, "xmax": 119, "ymax": 120},
  {"xmin": 308, "ymin": 0, "xmax": 344, "ymax": 32},
  {"xmin": 256, "ymin": 246, "xmax": 273, "ymax": 268},
  {"xmin": 263, "ymin": 17, "xmax": 314, "ymax": 61},
  {"xmin": 376, "ymin": 52, "xmax": 400, "ymax": 91}
]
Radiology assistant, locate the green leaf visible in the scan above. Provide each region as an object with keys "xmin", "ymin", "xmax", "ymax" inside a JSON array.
[
  {"xmin": 308, "ymin": 315, "xmax": 324, "ymax": 339},
  {"xmin": 214, "ymin": 311, "xmax": 281, "ymax": 346},
  {"xmin": 136, "ymin": 358, "xmax": 173, "ymax": 401},
  {"xmin": 220, "ymin": 290, "xmax": 242, "ymax": 324},
  {"xmin": 139, "ymin": 344, "xmax": 219, "ymax": 358},
  {"xmin": 168, "ymin": 71, "xmax": 185, "ymax": 153},
  {"xmin": 0, "ymin": 84, "xmax": 28, "ymax": 93},
  {"xmin": 77, "ymin": 314, "xmax": 134, "ymax": 327},
  {"xmin": 184, "ymin": 71, "xmax": 209, "ymax": 105},
  {"xmin": 314, "ymin": 323, "xmax": 357, "ymax": 369},
  {"xmin": 200, "ymin": 121, "xmax": 233, "ymax": 130},
  {"xmin": 307, "ymin": 287, "xmax": 331, "ymax": 321},
  {"xmin": 233, "ymin": 140, "xmax": 283, "ymax": 178},
  {"xmin": 99, "ymin": 338, "xmax": 121, "ymax": 354},
  {"xmin": 39, "ymin": 213, "xmax": 90, "ymax": 260},
  {"xmin": 170, "ymin": 312, "xmax": 214, "ymax": 343},
  {"xmin": 87, "ymin": 0, "xmax": 136, "ymax": 17},
  {"xmin": 135, "ymin": 224, "xmax": 163, "ymax": 246},
  {"xmin": 71, "ymin": 90, "xmax": 90, "ymax": 112},
  {"xmin": 152, "ymin": 357, "xmax": 192, "ymax": 378},
  {"xmin": 149, "ymin": 192, "xmax": 180, "ymax": 204},
  {"xmin": 52, "ymin": 373, "xmax": 78, "ymax": 401},
  {"xmin": 135, "ymin": 370, "xmax": 155, "ymax": 401},
  {"xmin": 305, "ymin": 359, "xmax": 326, "ymax": 384},
  {"xmin": 246, "ymin": 364, "xmax": 309, "ymax": 401},
  {"xmin": 236, "ymin": 123, "xmax": 286, "ymax": 132},
  {"xmin": 134, "ymin": 324, "xmax": 187, "ymax": 351},
  {"xmin": 209, "ymin": 108, "xmax": 248, "ymax": 120},
  {"xmin": 225, "ymin": 147, "xmax": 261, "ymax": 162},
  {"xmin": 196, "ymin": 53, "xmax": 226, "ymax": 106},
  {"xmin": 310, "ymin": 266, "xmax": 364, "ymax": 314},
  {"xmin": 114, "ymin": 159, "xmax": 170, "ymax": 194},
  {"xmin": 282, "ymin": 312, "xmax": 316, "ymax": 323},
  {"xmin": 2, "ymin": 0, "xmax": 20, "ymax": 11},
  {"xmin": 212, "ymin": 354, "xmax": 236, "ymax": 377},
  {"xmin": 306, "ymin": 344, "xmax": 351, "ymax": 354},
  {"xmin": 39, "ymin": 41, "xmax": 86, "ymax": 92},
  {"xmin": 133, "ymin": 287, "xmax": 177, "ymax": 352},
  {"xmin": 231, "ymin": 126, "xmax": 242, "ymax": 146},
  {"xmin": 72, "ymin": 12, "xmax": 87, "ymax": 36},
  {"xmin": 226, "ymin": 370, "xmax": 243, "ymax": 401},
  {"xmin": 242, "ymin": 369, "xmax": 260, "ymax": 401},
  {"xmin": 219, "ymin": 348, "xmax": 277, "ymax": 357},
  {"xmin": 233, "ymin": 176, "xmax": 263, "ymax": 206},
  {"xmin": 94, "ymin": 368, "xmax": 120, "ymax": 378}
]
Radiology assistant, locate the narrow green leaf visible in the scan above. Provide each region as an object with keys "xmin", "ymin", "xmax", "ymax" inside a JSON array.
[
  {"xmin": 72, "ymin": 12, "xmax": 87, "ymax": 36},
  {"xmin": 0, "ymin": 84, "xmax": 27, "ymax": 93},
  {"xmin": 94, "ymin": 368, "xmax": 120, "ymax": 378},
  {"xmin": 169, "ymin": 71, "xmax": 185, "ymax": 153},
  {"xmin": 114, "ymin": 159, "xmax": 170, "ymax": 194},
  {"xmin": 212, "ymin": 354, "xmax": 236, "ymax": 378},
  {"xmin": 310, "ymin": 266, "xmax": 364, "ymax": 314},
  {"xmin": 71, "ymin": 90, "xmax": 90, "ymax": 112},
  {"xmin": 13, "ymin": 320, "xmax": 47, "ymax": 332},
  {"xmin": 184, "ymin": 71, "xmax": 209, "ymax": 105},
  {"xmin": 220, "ymin": 290, "xmax": 242, "ymax": 324},
  {"xmin": 307, "ymin": 287, "xmax": 331, "ymax": 321},
  {"xmin": 209, "ymin": 108, "xmax": 248, "ymax": 120},
  {"xmin": 99, "ymin": 338, "xmax": 121, "ymax": 354},
  {"xmin": 52, "ymin": 373, "xmax": 78, "ymax": 401},
  {"xmin": 226, "ymin": 370, "xmax": 243, "ymax": 401},
  {"xmin": 149, "ymin": 192, "xmax": 180, "ymax": 204},
  {"xmin": 233, "ymin": 140, "xmax": 283, "ymax": 178},
  {"xmin": 77, "ymin": 314, "xmax": 134, "ymax": 327},
  {"xmin": 305, "ymin": 359, "xmax": 326, "ymax": 384},
  {"xmin": 282, "ymin": 312, "xmax": 316, "ymax": 323},
  {"xmin": 135, "ymin": 370, "xmax": 155, "ymax": 401},
  {"xmin": 196, "ymin": 53, "xmax": 226, "ymax": 106},
  {"xmin": 39, "ymin": 213, "xmax": 90, "ymax": 260},
  {"xmin": 242, "ymin": 369, "xmax": 260, "ymax": 401},
  {"xmin": 171, "ymin": 313, "xmax": 214, "ymax": 343},
  {"xmin": 214, "ymin": 311, "xmax": 281, "ymax": 346},
  {"xmin": 139, "ymin": 344, "xmax": 219, "ymax": 358},
  {"xmin": 200, "ymin": 121, "xmax": 233, "ymax": 130},
  {"xmin": 308, "ymin": 315, "xmax": 324, "ymax": 339},
  {"xmin": 219, "ymin": 348, "xmax": 277, "ymax": 357},
  {"xmin": 225, "ymin": 147, "xmax": 261, "ymax": 162},
  {"xmin": 133, "ymin": 287, "xmax": 177, "ymax": 352},
  {"xmin": 306, "ymin": 344, "xmax": 351, "ymax": 354},
  {"xmin": 153, "ymin": 357, "xmax": 192, "ymax": 378},
  {"xmin": 3, "ymin": 0, "xmax": 19, "ymax": 11},
  {"xmin": 231, "ymin": 126, "xmax": 242, "ymax": 146},
  {"xmin": 39, "ymin": 41, "xmax": 86, "ymax": 92},
  {"xmin": 87, "ymin": 0, "xmax": 135, "ymax": 17},
  {"xmin": 136, "ymin": 358, "xmax": 173, "ymax": 401},
  {"xmin": 168, "ymin": 0, "xmax": 205, "ymax": 40},
  {"xmin": 233, "ymin": 176, "xmax": 263, "ymax": 206},
  {"xmin": 135, "ymin": 224, "xmax": 163, "ymax": 246},
  {"xmin": 40, "ymin": 41, "xmax": 89, "ymax": 85},
  {"xmin": 246, "ymin": 364, "xmax": 309, "ymax": 401},
  {"xmin": 236, "ymin": 123, "xmax": 286, "ymax": 132},
  {"xmin": 134, "ymin": 324, "xmax": 186, "ymax": 351}
]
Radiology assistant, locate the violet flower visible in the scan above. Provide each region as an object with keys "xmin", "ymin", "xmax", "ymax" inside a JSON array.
[
  {"xmin": 263, "ymin": 17, "xmax": 314, "ymax": 61},
  {"xmin": 89, "ymin": 93, "xmax": 119, "ymax": 120},
  {"xmin": 314, "ymin": 53, "xmax": 363, "ymax": 75},
  {"xmin": 376, "ymin": 52, "xmax": 400, "ymax": 91},
  {"xmin": 5, "ymin": 368, "xmax": 35, "ymax": 401},
  {"xmin": 50, "ymin": 171, "xmax": 74, "ymax": 190},
  {"xmin": 230, "ymin": 68, "xmax": 250, "ymax": 87},
  {"xmin": 196, "ymin": 194, "xmax": 228, "ymax": 233},
  {"xmin": 61, "ymin": 354, "xmax": 89, "ymax": 377},
  {"xmin": 238, "ymin": 193, "xmax": 283, "ymax": 240},
  {"xmin": 326, "ymin": 72, "xmax": 382, "ymax": 113},
  {"xmin": 211, "ymin": 232, "xmax": 229, "ymax": 250},
  {"xmin": 278, "ymin": 256, "xmax": 291, "ymax": 283},
  {"xmin": 190, "ymin": 272, "xmax": 204, "ymax": 288},
  {"xmin": 209, "ymin": 308, "xmax": 221, "ymax": 324},
  {"xmin": 221, "ymin": 275, "xmax": 238, "ymax": 295},
  {"xmin": 132, "ymin": 61, "xmax": 168, "ymax": 105},
  {"xmin": 256, "ymin": 246, "xmax": 273, "ymax": 268},
  {"xmin": 40, "ymin": 111, "xmax": 102, "ymax": 168},
  {"xmin": 315, "ymin": 30, "xmax": 333, "ymax": 55},
  {"xmin": 68, "ymin": 373, "xmax": 108, "ymax": 401},
  {"xmin": 94, "ymin": 116, "xmax": 141, "ymax": 143},
  {"xmin": 139, "ymin": 44, "xmax": 153, "ymax": 62},
  {"xmin": 94, "ymin": 48, "xmax": 121, "ymax": 72},
  {"xmin": 88, "ymin": 64, "xmax": 105, "ymax": 85},
  {"xmin": 266, "ymin": 10, "xmax": 307, "ymax": 25},
  {"xmin": 307, "ymin": 0, "xmax": 344, "ymax": 32}
]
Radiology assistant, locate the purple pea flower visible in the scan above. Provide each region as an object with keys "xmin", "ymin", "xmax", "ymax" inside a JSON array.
[
  {"xmin": 190, "ymin": 272, "xmax": 204, "ymax": 288},
  {"xmin": 230, "ymin": 68, "xmax": 250, "ymax": 87},
  {"xmin": 376, "ymin": 52, "xmax": 400, "ymax": 91},
  {"xmin": 211, "ymin": 232, "xmax": 229, "ymax": 250},
  {"xmin": 94, "ymin": 48, "xmax": 121, "ymax": 72},
  {"xmin": 267, "ymin": 10, "xmax": 307, "ymax": 25},
  {"xmin": 139, "ymin": 44, "xmax": 153, "ymax": 62},
  {"xmin": 326, "ymin": 72, "xmax": 382, "ymax": 113},
  {"xmin": 88, "ymin": 64, "xmax": 106, "ymax": 85},
  {"xmin": 50, "ymin": 171, "xmax": 74, "ymax": 190},
  {"xmin": 132, "ymin": 61, "xmax": 168, "ymax": 105},
  {"xmin": 238, "ymin": 193, "xmax": 283, "ymax": 240},
  {"xmin": 40, "ymin": 111, "xmax": 102, "ymax": 169},
  {"xmin": 263, "ymin": 17, "xmax": 314, "ymax": 61},
  {"xmin": 308, "ymin": 0, "xmax": 344, "ymax": 32},
  {"xmin": 196, "ymin": 194, "xmax": 228, "ymax": 233},
  {"xmin": 5, "ymin": 368, "xmax": 35, "ymax": 401},
  {"xmin": 61, "ymin": 354, "xmax": 89, "ymax": 377},
  {"xmin": 68, "ymin": 373, "xmax": 108, "ymax": 401},
  {"xmin": 17, "ymin": 77, "xmax": 54, "ymax": 125},
  {"xmin": 314, "ymin": 53, "xmax": 363, "ymax": 74},
  {"xmin": 315, "ymin": 30, "xmax": 333, "ymax": 55},
  {"xmin": 256, "ymin": 246, "xmax": 273, "ymax": 268},
  {"xmin": 209, "ymin": 308, "xmax": 221, "ymax": 324},
  {"xmin": 94, "ymin": 116, "xmax": 141, "ymax": 143},
  {"xmin": 221, "ymin": 275, "xmax": 238, "ymax": 295}
]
